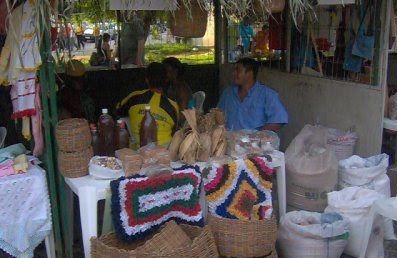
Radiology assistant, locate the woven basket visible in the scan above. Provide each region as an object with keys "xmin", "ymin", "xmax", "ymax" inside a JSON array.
[
  {"xmin": 253, "ymin": 0, "xmax": 286, "ymax": 14},
  {"xmin": 91, "ymin": 221, "xmax": 219, "ymax": 258},
  {"xmin": 155, "ymin": 224, "xmax": 219, "ymax": 258},
  {"xmin": 208, "ymin": 214, "xmax": 278, "ymax": 258},
  {"xmin": 56, "ymin": 118, "xmax": 91, "ymax": 152},
  {"xmin": 58, "ymin": 147, "xmax": 93, "ymax": 178},
  {"xmin": 170, "ymin": 1, "xmax": 208, "ymax": 38}
]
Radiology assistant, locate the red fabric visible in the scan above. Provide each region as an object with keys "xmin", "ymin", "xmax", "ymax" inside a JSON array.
[
  {"xmin": 11, "ymin": 109, "xmax": 37, "ymax": 119},
  {"xmin": 268, "ymin": 13, "xmax": 286, "ymax": 50}
]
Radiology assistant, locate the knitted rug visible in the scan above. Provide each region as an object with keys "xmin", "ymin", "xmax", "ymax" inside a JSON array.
[
  {"xmin": 111, "ymin": 165, "xmax": 204, "ymax": 241},
  {"xmin": 203, "ymin": 157, "xmax": 275, "ymax": 220}
]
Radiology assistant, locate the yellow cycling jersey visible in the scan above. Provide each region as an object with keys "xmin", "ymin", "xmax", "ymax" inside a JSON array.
[{"xmin": 117, "ymin": 89, "xmax": 179, "ymax": 147}]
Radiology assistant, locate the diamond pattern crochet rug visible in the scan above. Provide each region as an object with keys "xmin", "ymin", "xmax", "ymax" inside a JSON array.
[
  {"xmin": 203, "ymin": 157, "xmax": 275, "ymax": 220},
  {"xmin": 111, "ymin": 165, "xmax": 204, "ymax": 241}
]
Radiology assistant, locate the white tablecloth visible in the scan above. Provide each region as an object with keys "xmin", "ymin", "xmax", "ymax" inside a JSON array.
[{"xmin": 0, "ymin": 165, "xmax": 52, "ymax": 258}]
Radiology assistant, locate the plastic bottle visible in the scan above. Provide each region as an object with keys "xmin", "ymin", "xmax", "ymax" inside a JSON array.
[
  {"xmin": 90, "ymin": 124, "xmax": 100, "ymax": 156},
  {"xmin": 115, "ymin": 119, "xmax": 130, "ymax": 150},
  {"xmin": 139, "ymin": 105, "xmax": 157, "ymax": 147},
  {"xmin": 98, "ymin": 108, "xmax": 115, "ymax": 156}
]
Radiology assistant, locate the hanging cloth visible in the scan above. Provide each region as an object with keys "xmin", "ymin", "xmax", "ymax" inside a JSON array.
[
  {"xmin": 0, "ymin": 1, "xmax": 41, "ymax": 86},
  {"xmin": 352, "ymin": 0, "xmax": 375, "ymax": 60}
]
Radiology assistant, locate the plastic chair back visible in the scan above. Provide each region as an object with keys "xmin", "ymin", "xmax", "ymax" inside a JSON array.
[{"xmin": 192, "ymin": 91, "xmax": 206, "ymax": 112}]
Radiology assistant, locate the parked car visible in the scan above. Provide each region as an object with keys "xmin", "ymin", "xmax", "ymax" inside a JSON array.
[{"xmin": 83, "ymin": 28, "xmax": 94, "ymax": 42}]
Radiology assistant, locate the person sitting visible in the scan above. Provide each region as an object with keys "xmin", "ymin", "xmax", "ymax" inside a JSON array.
[
  {"xmin": 218, "ymin": 57, "xmax": 288, "ymax": 132},
  {"xmin": 58, "ymin": 59, "xmax": 96, "ymax": 123},
  {"xmin": 97, "ymin": 33, "xmax": 111, "ymax": 64},
  {"xmin": 116, "ymin": 62, "xmax": 179, "ymax": 146},
  {"xmin": 162, "ymin": 57, "xmax": 193, "ymax": 111},
  {"xmin": 254, "ymin": 24, "xmax": 272, "ymax": 57}
]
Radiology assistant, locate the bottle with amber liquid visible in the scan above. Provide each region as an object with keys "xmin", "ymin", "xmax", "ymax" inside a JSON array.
[
  {"xmin": 98, "ymin": 108, "xmax": 115, "ymax": 156},
  {"xmin": 115, "ymin": 119, "xmax": 129, "ymax": 150},
  {"xmin": 139, "ymin": 105, "xmax": 157, "ymax": 147}
]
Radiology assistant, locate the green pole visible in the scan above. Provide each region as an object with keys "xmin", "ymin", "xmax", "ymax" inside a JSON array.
[
  {"xmin": 38, "ymin": 1, "xmax": 71, "ymax": 256},
  {"xmin": 38, "ymin": 22, "xmax": 64, "ymax": 258}
]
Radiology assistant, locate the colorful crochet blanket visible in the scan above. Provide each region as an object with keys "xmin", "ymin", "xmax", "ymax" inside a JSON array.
[
  {"xmin": 203, "ymin": 157, "xmax": 275, "ymax": 220},
  {"xmin": 111, "ymin": 165, "xmax": 203, "ymax": 241}
]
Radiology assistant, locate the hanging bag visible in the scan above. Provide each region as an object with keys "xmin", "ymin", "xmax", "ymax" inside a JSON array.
[{"xmin": 352, "ymin": 0, "xmax": 375, "ymax": 60}]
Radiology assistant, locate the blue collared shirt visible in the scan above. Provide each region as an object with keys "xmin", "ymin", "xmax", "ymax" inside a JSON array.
[{"xmin": 218, "ymin": 82, "xmax": 288, "ymax": 131}]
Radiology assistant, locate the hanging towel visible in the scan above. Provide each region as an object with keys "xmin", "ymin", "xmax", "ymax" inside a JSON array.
[{"xmin": 10, "ymin": 72, "xmax": 36, "ymax": 119}]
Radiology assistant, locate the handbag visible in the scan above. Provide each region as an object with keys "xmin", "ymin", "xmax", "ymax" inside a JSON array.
[{"xmin": 352, "ymin": 0, "xmax": 375, "ymax": 60}]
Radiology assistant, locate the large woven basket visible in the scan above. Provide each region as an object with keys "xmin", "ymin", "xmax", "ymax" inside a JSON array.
[
  {"xmin": 56, "ymin": 118, "xmax": 91, "ymax": 152},
  {"xmin": 91, "ymin": 221, "xmax": 218, "ymax": 258},
  {"xmin": 208, "ymin": 214, "xmax": 278, "ymax": 258},
  {"xmin": 170, "ymin": 1, "xmax": 208, "ymax": 38},
  {"xmin": 58, "ymin": 147, "xmax": 93, "ymax": 178}
]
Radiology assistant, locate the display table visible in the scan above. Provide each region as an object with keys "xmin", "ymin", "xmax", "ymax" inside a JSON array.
[
  {"xmin": 65, "ymin": 151, "xmax": 286, "ymax": 258},
  {"xmin": 0, "ymin": 165, "xmax": 55, "ymax": 258}
]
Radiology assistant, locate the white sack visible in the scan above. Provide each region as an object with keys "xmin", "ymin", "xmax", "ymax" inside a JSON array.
[
  {"xmin": 325, "ymin": 187, "xmax": 385, "ymax": 258},
  {"xmin": 278, "ymin": 210, "xmax": 349, "ymax": 258},
  {"xmin": 338, "ymin": 154, "xmax": 395, "ymax": 240},
  {"xmin": 286, "ymin": 125, "xmax": 338, "ymax": 211}
]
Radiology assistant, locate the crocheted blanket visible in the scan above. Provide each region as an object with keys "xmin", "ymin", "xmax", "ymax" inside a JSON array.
[
  {"xmin": 203, "ymin": 157, "xmax": 275, "ymax": 220},
  {"xmin": 111, "ymin": 165, "xmax": 203, "ymax": 241}
]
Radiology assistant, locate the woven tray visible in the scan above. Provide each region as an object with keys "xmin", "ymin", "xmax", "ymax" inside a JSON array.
[
  {"xmin": 58, "ymin": 147, "xmax": 93, "ymax": 178},
  {"xmin": 208, "ymin": 214, "xmax": 278, "ymax": 258},
  {"xmin": 56, "ymin": 118, "xmax": 91, "ymax": 152},
  {"xmin": 170, "ymin": 1, "xmax": 208, "ymax": 38},
  {"xmin": 91, "ymin": 221, "xmax": 219, "ymax": 258}
]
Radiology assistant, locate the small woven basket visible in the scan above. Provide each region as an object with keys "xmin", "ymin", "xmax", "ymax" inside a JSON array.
[
  {"xmin": 91, "ymin": 221, "xmax": 219, "ymax": 258},
  {"xmin": 208, "ymin": 214, "xmax": 278, "ymax": 258},
  {"xmin": 170, "ymin": 1, "xmax": 208, "ymax": 38},
  {"xmin": 56, "ymin": 118, "xmax": 91, "ymax": 152},
  {"xmin": 58, "ymin": 147, "xmax": 93, "ymax": 178},
  {"xmin": 155, "ymin": 224, "xmax": 219, "ymax": 258}
]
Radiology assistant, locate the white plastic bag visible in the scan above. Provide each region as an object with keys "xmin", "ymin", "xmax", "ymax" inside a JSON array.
[
  {"xmin": 285, "ymin": 125, "xmax": 338, "ymax": 211},
  {"xmin": 338, "ymin": 154, "xmax": 395, "ymax": 240},
  {"xmin": 278, "ymin": 210, "xmax": 349, "ymax": 258},
  {"xmin": 325, "ymin": 187, "xmax": 385, "ymax": 258}
]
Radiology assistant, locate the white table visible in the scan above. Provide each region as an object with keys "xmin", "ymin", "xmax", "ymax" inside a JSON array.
[
  {"xmin": 0, "ymin": 165, "xmax": 55, "ymax": 258},
  {"xmin": 65, "ymin": 151, "xmax": 286, "ymax": 258}
]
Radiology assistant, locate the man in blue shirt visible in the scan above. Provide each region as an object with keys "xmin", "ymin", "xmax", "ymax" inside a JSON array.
[{"xmin": 218, "ymin": 58, "xmax": 288, "ymax": 132}]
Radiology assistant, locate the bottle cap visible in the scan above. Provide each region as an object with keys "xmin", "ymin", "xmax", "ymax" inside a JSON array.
[
  {"xmin": 117, "ymin": 119, "xmax": 123, "ymax": 124},
  {"xmin": 145, "ymin": 105, "xmax": 151, "ymax": 110},
  {"xmin": 102, "ymin": 108, "xmax": 108, "ymax": 114}
]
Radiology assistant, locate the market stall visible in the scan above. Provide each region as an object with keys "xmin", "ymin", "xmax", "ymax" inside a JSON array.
[{"xmin": 1, "ymin": 0, "xmax": 397, "ymax": 257}]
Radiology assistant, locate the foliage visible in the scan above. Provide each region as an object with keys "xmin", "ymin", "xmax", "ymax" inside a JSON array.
[
  {"xmin": 66, "ymin": 0, "xmax": 116, "ymax": 24},
  {"xmin": 145, "ymin": 43, "xmax": 214, "ymax": 65}
]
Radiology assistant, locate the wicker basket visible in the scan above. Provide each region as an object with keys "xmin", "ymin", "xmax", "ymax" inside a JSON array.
[
  {"xmin": 91, "ymin": 221, "xmax": 219, "ymax": 258},
  {"xmin": 253, "ymin": 0, "xmax": 286, "ymax": 14},
  {"xmin": 170, "ymin": 1, "xmax": 208, "ymax": 38},
  {"xmin": 58, "ymin": 147, "xmax": 93, "ymax": 178},
  {"xmin": 208, "ymin": 214, "xmax": 278, "ymax": 258},
  {"xmin": 56, "ymin": 118, "xmax": 91, "ymax": 152}
]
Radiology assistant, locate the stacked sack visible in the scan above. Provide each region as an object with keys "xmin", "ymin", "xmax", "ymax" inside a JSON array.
[
  {"xmin": 325, "ymin": 187, "xmax": 385, "ymax": 258},
  {"xmin": 56, "ymin": 118, "xmax": 93, "ymax": 178},
  {"xmin": 285, "ymin": 125, "xmax": 338, "ymax": 212},
  {"xmin": 278, "ymin": 210, "xmax": 349, "ymax": 258}
]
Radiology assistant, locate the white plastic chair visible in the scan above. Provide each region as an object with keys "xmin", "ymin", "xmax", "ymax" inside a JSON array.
[
  {"xmin": 0, "ymin": 127, "xmax": 6, "ymax": 148},
  {"xmin": 359, "ymin": 197, "xmax": 397, "ymax": 258},
  {"xmin": 192, "ymin": 91, "xmax": 206, "ymax": 113}
]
